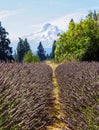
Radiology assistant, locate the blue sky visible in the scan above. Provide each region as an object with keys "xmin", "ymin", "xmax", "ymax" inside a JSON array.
[{"xmin": 0, "ymin": 0, "xmax": 99, "ymax": 41}]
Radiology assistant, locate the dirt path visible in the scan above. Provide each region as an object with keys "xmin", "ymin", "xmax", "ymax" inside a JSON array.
[{"xmin": 46, "ymin": 61, "xmax": 70, "ymax": 130}]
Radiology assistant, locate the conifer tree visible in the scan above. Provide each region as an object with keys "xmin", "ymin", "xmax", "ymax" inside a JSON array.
[
  {"xmin": 93, "ymin": 10, "xmax": 97, "ymax": 21},
  {"xmin": 24, "ymin": 38, "xmax": 31, "ymax": 53},
  {"xmin": 0, "ymin": 21, "xmax": 14, "ymax": 62},
  {"xmin": 16, "ymin": 38, "xmax": 24, "ymax": 62},
  {"xmin": 50, "ymin": 40, "xmax": 56, "ymax": 59},
  {"xmin": 37, "ymin": 42, "xmax": 46, "ymax": 61},
  {"xmin": 16, "ymin": 38, "xmax": 31, "ymax": 62}
]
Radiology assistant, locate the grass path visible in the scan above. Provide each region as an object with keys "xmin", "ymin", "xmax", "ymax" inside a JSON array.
[{"xmin": 45, "ymin": 61, "xmax": 70, "ymax": 130}]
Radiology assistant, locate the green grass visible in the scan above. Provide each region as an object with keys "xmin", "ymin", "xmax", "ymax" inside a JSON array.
[{"xmin": 83, "ymin": 106, "xmax": 99, "ymax": 130}]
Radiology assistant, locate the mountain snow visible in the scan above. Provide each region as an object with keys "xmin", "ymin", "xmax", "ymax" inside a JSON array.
[
  {"xmin": 26, "ymin": 23, "xmax": 62, "ymax": 41},
  {"xmin": 11, "ymin": 23, "xmax": 63, "ymax": 54}
]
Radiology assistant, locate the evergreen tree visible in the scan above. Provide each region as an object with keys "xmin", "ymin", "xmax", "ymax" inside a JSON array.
[
  {"xmin": 50, "ymin": 40, "xmax": 56, "ymax": 59},
  {"xmin": 24, "ymin": 38, "xmax": 31, "ymax": 53},
  {"xmin": 70, "ymin": 18, "xmax": 74, "ymax": 23},
  {"xmin": 37, "ymin": 42, "xmax": 46, "ymax": 61},
  {"xmin": 16, "ymin": 38, "xmax": 24, "ymax": 62},
  {"xmin": 46, "ymin": 53, "xmax": 50, "ymax": 60},
  {"xmin": 13, "ymin": 50, "xmax": 17, "ymax": 61},
  {"xmin": 0, "ymin": 21, "xmax": 14, "ymax": 62},
  {"xmin": 97, "ymin": 12, "xmax": 99, "ymax": 21},
  {"xmin": 69, "ymin": 18, "xmax": 75, "ymax": 30},
  {"xmin": 16, "ymin": 38, "xmax": 31, "ymax": 62},
  {"xmin": 93, "ymin": 10, "xmax": 97, "ymax": 21},
  {"xmin": 87, "ymin": 11, "xmax": 93, "ymax": 19}
]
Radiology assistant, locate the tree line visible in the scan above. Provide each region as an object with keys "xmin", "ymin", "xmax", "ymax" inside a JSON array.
[
  {"xmin": 1, "ymin": 10, "xmax": 99, "ymax": 63},
  {"xmin": 0, "ymin": 21, "xmax": 55, "ymax": 63},
  {"xmin": 55, "ymin": 10, "xmax": 99, "ymax": 62},
  {"xmin": 16, "ymin": 38, "xmax": 55, "ymax": 62},
  {"xmin": 0, "ymin": 22, "xmax": 14, "ymax": 62}
]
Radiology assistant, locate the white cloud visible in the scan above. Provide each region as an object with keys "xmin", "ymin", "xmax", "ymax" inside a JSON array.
[
  {"xmin": 9, "ymin": 32, "xmax": 21, "ymax": 41},
  {"xmin": 48, "ymin": 0, "xmax": 64, "ymax": 6},
  {"xmin": 31, "ymin": 10, "xmax": 88, "ymax": 32},
  {"xmin": 0, "ymin": 10, "xmax": 16, "ymax": 20},
  {"xmin": 0, "ymin": 8, "xmax": 23, "ymax": 20},
  {"xmin": 50, "ymin": 11, "xmax": 87, "ymax": 31},
  {"xmin": 31, "ymin": 24, "xmax": 43, "ymax": 32}
]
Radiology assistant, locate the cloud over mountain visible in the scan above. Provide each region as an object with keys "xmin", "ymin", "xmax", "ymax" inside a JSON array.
[
  {"xmin": 23, "ymin": 23, "xmax": 63, "ymax": 53},
  {"xmin": 11, "ymin": 23, "xmax": 63, "ymax": 54}
]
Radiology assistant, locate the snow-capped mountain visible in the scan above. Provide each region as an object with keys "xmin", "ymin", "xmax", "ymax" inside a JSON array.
[
  {"xmin": 11, "ymin": 23, "xmax": 63, "ymax": 54},
  {"xmin": 26, "ymin": 23, "xmax": 62, "ymax": 42},
  {"xmin": 24, "ymin": 23, "xmax": 63, "ymax": 53}
]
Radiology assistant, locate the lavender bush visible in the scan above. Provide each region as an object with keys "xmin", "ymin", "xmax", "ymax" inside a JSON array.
[
  {"xmin": 0, "ymin": 63, "xmax": 54, "ymax": 130},
  {"xmin": 55, "ymin": 62, "xmax": 99, "ymax": 130}
]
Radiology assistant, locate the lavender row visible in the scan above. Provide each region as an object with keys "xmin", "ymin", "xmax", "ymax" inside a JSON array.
[
  {"xmin": 0, "ymin": 63, "xmax": 54, "ymax": 130},
  {"xmin": 55, "ymin": 62, "xmax": 99, "ymax": 130}
]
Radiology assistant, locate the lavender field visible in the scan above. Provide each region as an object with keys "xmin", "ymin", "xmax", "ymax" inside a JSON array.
[
  {"xmin": 55, "ymin": 62, "xmax": 99, "ymax": 130},
  {"xmin": 0, "ymin": 63, "xmax": 54, "ymax": 130},
  {"xmin": 0, "ymin": 62, "xmax": 99, "ymax": 130}
]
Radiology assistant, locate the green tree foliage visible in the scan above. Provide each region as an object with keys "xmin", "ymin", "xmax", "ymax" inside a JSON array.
[
  {"xmin": 0, "ymin": 22, "xmax": 14, "ymax": 62},
  {"xmin": 81, "ymin": 17, "xmax": 99, "ymax": 61},
  {"xmin": 23, "ymin": 51, "xmax": 40, "ymax": 63},
  {"xmin": 97, "ymin": 12, "xmax": 99, "ymax": 21},
  {"xmin": 55, "ymin": 11, "xmax": 99, "ymax": 62},
  {"xmin": 37, "ymin": 42, "xmax": 46, "ymax": 61},
  {"xmin": 16, "ymin": 38, "xmax": 31, "ymax": 62}
]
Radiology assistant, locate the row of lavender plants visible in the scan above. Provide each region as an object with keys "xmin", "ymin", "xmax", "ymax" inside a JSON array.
[
  {"xmin": 55, "ymin": 62, "xmax": 99, "ymax": 130},
  {"xmin": 0, "ymin": 63, "xmax": 54, "ymax": 130}
]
